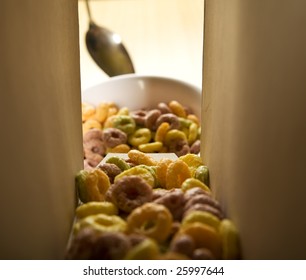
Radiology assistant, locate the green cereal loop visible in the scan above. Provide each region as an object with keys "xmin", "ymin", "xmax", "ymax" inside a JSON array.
[
  {"xmin": 164, "ymin": 129, "xmax": 187, "ymax": 146},
  {"xmin": 194, "ymin": 165, "xmax": 209, "ymax": 186},
  {"xmin": 137, "ymin": 165, "xmax": 158, "ymax": 187},
  {"xmin": 113, "ymin": 115, "xmax": 136, "ymax": 135},
  {"xmin": 106, "ymin": 156, "xmax": 130, "ymax": 171},
  {"xmin": 128, "ymin": 128, "xmax": 152, "ymax": 147},
  {"xmin": 178, "ymin": 117, "xmax": 193, "ymax": 129}
]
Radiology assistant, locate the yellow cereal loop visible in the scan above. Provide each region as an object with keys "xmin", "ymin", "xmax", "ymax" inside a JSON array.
[
  {"xmin": 75, "ymin": 201, "xmax": 118, "ymax": 219},
  {"xmin": 179, "ymin": 153, "xmax": 204, "ymax": 168},
  {"xmin": 82, "ymin": 119, "xmax": 102, "ymax": 134},
  {"xmin": 94, "ymin": 102, "xmax": 109, "ymax": 123},
  {"xmin": 76, "ymin": 169, "xmax": 111, "ymax": 203},
  {"xmin": 188, "ymin": 123, "xmax": 198, "ymax": 145},
  {"xmin": 127, "ymin": 150, "xmax": 157, "ymax": 166},
  {"xmin": 139, "ymin": 142, "xmax": 163, "ymax": 153},
  {"xmin": 114, "ymin": 165, "xmax": 155, "ymax": 187},
  {"xmin": 107, "ymin": 144, "xmax": 130, "ymax": 153},
  {"xmin": 154, "ymin": 122, "xmax": 170, "ymax": 143},
  {"xmin": 219, "ymin": 219, "xmax": 241, "ymax": 260},
  {"xmin": 125, "ymin": 238, "xmax": 159, "ymax": 260},
  {"xmin": 128, "ymin": 128, "xmax": 152, "ymax": 147},
  {"xmin": 82, "ymin": 102, "xmax": 96, "ymax": 122},
  {"xmin": 156, "ymin": 158, "xmax": 174, "ymax": 188},
  {"xmin": 181, "ymin": 178, "xmax": 210, "ymax": 193},
  {"xmin": 178, "ymin": 222, "xmax": 222, "ymax": 259},
  {"xmin": 182, "ymin": 210, "xmax": 221, "ymax": 230},
  {"xmin": 169, "ymin": 100, "xmax": 187, "ymax": 118},
  {"xmin": 164, "ymin": 130, "xmax": 187, "ymax": 146},
  {"xmin": 165, "ymin": 160, "xmax": 191, "ymax": 189},
  {"xmin": 77, "ymin": 213, "xmax": 127, "ymax": 234},
  {"xmin": 126, "ymin": 203, "xmax": 173, "ymax": 242}
]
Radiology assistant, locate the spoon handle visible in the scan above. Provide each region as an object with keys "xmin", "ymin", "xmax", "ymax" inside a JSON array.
[{"xmin": 85, "ymin": 0, "xmax": 94, "ymax": 23}]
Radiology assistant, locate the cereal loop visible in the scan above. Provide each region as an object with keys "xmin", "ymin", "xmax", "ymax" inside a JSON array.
[
  {"xmin": 164, "ymin": 129, "xmax": 187, "ymax": 146},
  {"xmin": 177, "ymin": 222, "xmax": 222, "ymax": 259},
  {"xmin": 114, "ymin": 166, "xmax": 155, "ymax": 188},
  {"xmin": 155, "ymin": 158, "xmax": 174, "ymax": 188},
  {"xmin": 126, "ymin": 203, "xmax": 173, "ymax": 242},
  {"xmin": 219, "ymin": 219, "xmax": 241, "ymax": 260},
  {"xmin": 155, "ymin": 113, "xmax": 180, "ymax": 130},
  {"xmin": 76, "ymin": 169, "xmax": 111, "ymax": 203},
  {"xmin": 112, "ymin": 115, "xmax": 136, "ymax": 135},
  {"xmin": 138, "ymin": 142, "xmax": 163, "ymax": 153},
  {"xmin": 94, "ymin": 102, "xmax": 109, "ymax": 123},
  {"xmin": 165, "ymin": 160, "xmax": 191, "ymax": 189},
  {"xmin": 181, "ymin": 210, "xmax": 221, "ymax": 230},
  {"xmin": 77, "ymin": 213, "xmax": 127, "ymax": 234},
  {"xmin": 82, "ymin": 102, "xmax": 96, "ymax": 122},
  {"xmin": 106, "ymin": 156, "xmax": 130, "ymax": 171},
  {"xmin": 82, "ymin": 119, "xmax": 102, "ymax": 134},
  {"xmin": 145, "ymin": 109, "xmax": 161, "ymax": 130},
  {"xmin": 188, "ymin": 123, "xmax": 198, "ymax": 145},
  {"xmin": 181, "ymin": 178, "xmax": 210, "ymax": 193},
  {"xmin": 107, "ymin": 144, "xmax": 131, "ymax": 153},
  {"xmin": 125, "ymin": 238, "xmax": 159, "ymax": 260},
  {"xmin": 154, "ymin": 122, "xmax": 170, "ymax": 143},
  {"xmin": 169, "ymin": 100, "xmax": 187, "ymax": 118},
  {"xmin": 102, "ymin": 128, "xmax": 127, "ymax": 148},
  {"xmin": 128, "ymin": 128, "xmax": 152, "ymax": 147},
  {"xmin": 109, "ymin": 175, "xmax": 153, "ymax": 213},
  {"xmin": 127, "ymin": 150, "xmax": 157, "ymax": 166},
  {"xmin": 76, "ymin": 201, "xmax": 118, "ymax": 219}
]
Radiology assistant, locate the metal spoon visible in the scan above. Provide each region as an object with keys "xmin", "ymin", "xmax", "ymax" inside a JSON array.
[{"xmin": 84, "ymin": 0, "xmax": 135, "ymax": 77}]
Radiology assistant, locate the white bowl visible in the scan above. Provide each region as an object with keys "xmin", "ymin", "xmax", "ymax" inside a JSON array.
[{"xmin": 81, "ymin": 74, "xmax": 202, "ymax": 118}]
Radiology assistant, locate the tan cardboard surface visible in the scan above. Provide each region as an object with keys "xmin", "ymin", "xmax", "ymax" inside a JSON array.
[
  {"xmin": 0, "ymin": 1, "xmax": 83, "ymax": 259},
  {"xmin": 202, "ymin": 0, "xmax": 306, "ymax": 259}
]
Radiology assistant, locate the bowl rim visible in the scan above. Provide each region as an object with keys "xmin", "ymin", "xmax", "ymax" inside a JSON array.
[{"xmin": 81, "ymin": 73, "xmax": 202, "ymax": 94}]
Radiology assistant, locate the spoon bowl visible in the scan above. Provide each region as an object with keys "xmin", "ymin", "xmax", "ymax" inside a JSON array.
[{"xmin": 84, "ymin": 0, "xmax": 135, "ymax": 77}]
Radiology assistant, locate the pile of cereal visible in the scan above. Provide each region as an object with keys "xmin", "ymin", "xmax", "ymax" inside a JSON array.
[
  {"xmin": 66, "ymin": 151, "xmax": 241, "ymax": 260},
  {"xmin": 82, "ymin": 100, "xmax": 201, "ymax": 169}
]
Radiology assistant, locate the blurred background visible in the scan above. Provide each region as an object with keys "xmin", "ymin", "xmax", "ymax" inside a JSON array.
[{"xmin": 78, "ymin": 0, "xmax": 204, "ymax": 90}]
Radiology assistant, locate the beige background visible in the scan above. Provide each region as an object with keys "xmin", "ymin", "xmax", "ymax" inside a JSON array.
[
  {"xmin": 202, "ymin": 0, "xmax": 306, "ymax": 259},
  {"xmin": 78, "ymin": 0, "xmax": 204, "ymax": 90},
  {"xmin": 0, "ymin": 1, "xmax": 83, "ymax": 259}
]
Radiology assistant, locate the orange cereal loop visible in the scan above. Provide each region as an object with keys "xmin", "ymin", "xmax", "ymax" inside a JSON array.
[
  {"xmin": 126, "ymin": 203, "xmax": 173, "ymax": 243},
  {"xmin": 169, "ymin": 100, "xmax": 187, "ymax": 118},
  {"xmin": 127, "ymin": 150, "xmax": 157, "ymax": 166},
  {"xmin": 165, "ymin": 159, "xmax": 191, "ymax": 189},
  {"xmin": 94, "ymin": 102, "xmax": 109, "ymax": 123},
  {"xmin": 107, "ymin": 144, "xmax": 130, "ymax": 153},
  {"xmin": 82, "ymin": 102, "xmax": 96, "ymax": 122},
  {"xmin": 187, "ymin": 114, "xmax": 200, "ymax": 126},
  {"xmin": 154, "ymin": 122, "xmax": 170, "ymax": 143},
  {"xmin": 178, "ymin": 222, "xmax": 222, "ymax": 259},
  {"xmin": 156, "ymin": 158, "xmax": 174, "ymax": 188}
]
